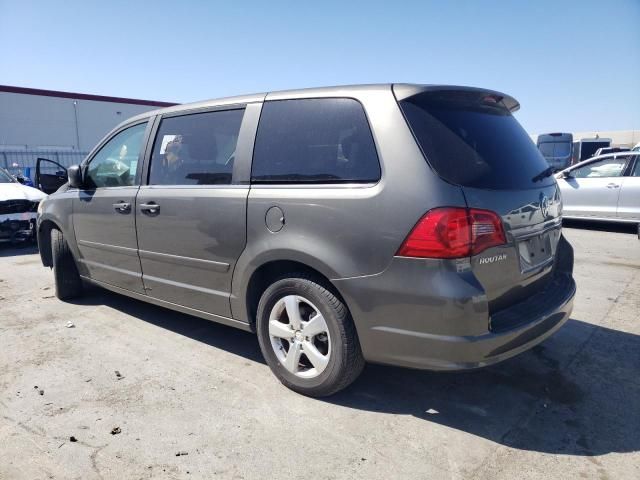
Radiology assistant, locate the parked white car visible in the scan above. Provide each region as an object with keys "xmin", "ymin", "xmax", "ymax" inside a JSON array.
[
  {"xmin": 0, "ymin": 167, "xmax": 46, "ymax": 244},
  {"xmin": 556, "ymin": 152, "xmax": 640, "ymax": 227}
]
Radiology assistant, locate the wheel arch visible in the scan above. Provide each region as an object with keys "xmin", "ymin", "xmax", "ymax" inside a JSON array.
[{"xmin": 240, "ymin": 258, "xmax": 351, "ymax": 331}]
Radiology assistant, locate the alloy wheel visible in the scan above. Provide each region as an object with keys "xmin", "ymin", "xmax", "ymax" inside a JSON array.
[{"xmin": 268, "ymin": 295, "xmax": 331, "ymax": 379}]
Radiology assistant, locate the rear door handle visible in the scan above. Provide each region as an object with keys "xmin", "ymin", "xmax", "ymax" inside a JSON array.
[
  {"xmin": 113, "ymin": 201, "xmax": 131, "ymax": 213},
  {"xmin": 139, "ymin": 202, "xmax": 160, "ymax": 214},
  {"xmin": 606, "ymin": 183, "xmax": 620, "ymax": 189}
]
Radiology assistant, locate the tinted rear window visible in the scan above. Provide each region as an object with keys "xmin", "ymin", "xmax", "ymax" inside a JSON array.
[
  {"xmin": 580, "ymin": 141, "xmax": 610, "ymax": 160},
  {"xmin": 399, "ymin": 92, "xmax": 554, "ymax": 189},
  {"xmin": 251, "ymin": 98, "xmax": 380, "ymax": 183}
]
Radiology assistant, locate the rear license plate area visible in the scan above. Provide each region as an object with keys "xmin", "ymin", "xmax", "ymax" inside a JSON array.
[{"xmin": 517, "ymin": 228, "xmax": 560, "ymax": 272}]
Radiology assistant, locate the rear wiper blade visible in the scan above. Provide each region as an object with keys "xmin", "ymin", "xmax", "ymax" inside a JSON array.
[{"xmin": 532, "ymin": 166, "xmax": 555, "ymax": 182}]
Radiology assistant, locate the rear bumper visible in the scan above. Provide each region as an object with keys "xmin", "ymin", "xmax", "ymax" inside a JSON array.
[
  {"xmin": 333, "ymin": 239, "xmax": 575, "ymax": 371},
  {"xmin": 364, "ymin": 275, "xmax": 573, "ymax": 370}
]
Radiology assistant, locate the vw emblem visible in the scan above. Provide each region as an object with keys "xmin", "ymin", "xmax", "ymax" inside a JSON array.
[{"xmin": 540, "ymin": 194, "xmax": 550, "ymax": 218}]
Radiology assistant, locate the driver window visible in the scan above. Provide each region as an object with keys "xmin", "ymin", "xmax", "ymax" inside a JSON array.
[
  {"xmin": 85, "ymin": 122, "xmax": 147, "ymax": 188},
  {"xmin": 148, "ymin": 108, "xmax": 245, "ymax": 186},
  {"xmin": 572, "ymin": 157, "xmax": 628, "ymax": 178}
]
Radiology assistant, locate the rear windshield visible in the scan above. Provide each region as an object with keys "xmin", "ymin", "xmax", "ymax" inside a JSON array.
[
  {"xmin": 580, "ymin": 141, "xmax": 609, "ymax": 160},
  {"xmin": 399, "ymin": 92, "xmax": 554, "ymax": 189},
  {"xmin": 539, "ymin": 142, "xmax": 571, "ymax": 158}
]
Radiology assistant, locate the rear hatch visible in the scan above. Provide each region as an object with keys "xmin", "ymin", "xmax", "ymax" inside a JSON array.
[
  {"xmin": 395, "ymin": 85, "xmax": 563, "ymax": 315},
  {"xmin": 538, "ymin": 141, "xmax": 572, "ymax": 170}
]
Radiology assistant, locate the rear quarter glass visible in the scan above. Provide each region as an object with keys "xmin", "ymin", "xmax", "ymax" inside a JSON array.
[
  {"xmin": 399, "ymin": 92, "xmax": 554, "ymax": 190},
  {"xmin": 251, "ymin": 98, "xmax": 380, "ymax": 183}
]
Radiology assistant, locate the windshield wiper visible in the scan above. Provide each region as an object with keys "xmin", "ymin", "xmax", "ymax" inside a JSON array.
[{"xmin": 532, "ymin": 166, "xmax": 555, "ymax": 182}]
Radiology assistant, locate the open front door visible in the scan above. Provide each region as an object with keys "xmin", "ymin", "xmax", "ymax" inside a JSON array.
[{"xmin": 35, "ymin": 157, "xmax": 68, "ymax": 194}]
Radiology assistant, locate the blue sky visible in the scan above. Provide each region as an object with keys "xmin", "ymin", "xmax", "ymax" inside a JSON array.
[{"xmin": 1, "ymin": 0, "xmax": 638, "ymax": 134}]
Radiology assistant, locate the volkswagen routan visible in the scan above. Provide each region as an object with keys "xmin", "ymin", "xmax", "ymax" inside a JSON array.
[{"xmin": 38, "ymin": 84, "xmax": 576, "ymax": 396}]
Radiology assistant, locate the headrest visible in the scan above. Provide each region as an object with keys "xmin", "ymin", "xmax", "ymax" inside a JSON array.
[{"xmin": 185, "ymin": 133, "xmax": 217, "ymax": 161}]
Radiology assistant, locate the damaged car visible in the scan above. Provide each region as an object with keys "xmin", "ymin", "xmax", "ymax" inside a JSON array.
[{"xmin": 0, "ymin": 166, "xmax": 46, "ymax": 245}]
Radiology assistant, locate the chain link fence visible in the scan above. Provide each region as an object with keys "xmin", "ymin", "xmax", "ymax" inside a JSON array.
[{"xmin": 0, "ymin": 150, "xmax": 89, "ymax": 180}]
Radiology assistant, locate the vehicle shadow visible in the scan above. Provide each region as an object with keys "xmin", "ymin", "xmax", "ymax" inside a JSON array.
[
  {"xmin": 563, "ymin": 218, "xmax": 638, "ymax": 235},
  {"xmin": 70, "ymin": 286, "xmax": 265, "ymax": 364},
  {"xmin": 330, "ymin": 318, "xmax": 640, "ymax": 457},
  {"xmin": 70, "ymin": 288, "xmax": 639, "ymax": 457},
  {"xmin": 0, "ymin": 243, "xmax": 39, "ymax": 257}
]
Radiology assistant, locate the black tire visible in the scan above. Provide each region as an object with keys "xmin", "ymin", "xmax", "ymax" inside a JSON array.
[
  {"xmin": 51, "ymin": 228, "xmax": 83, "ymax": 300},
  {"xmin": 256, "ymin": 275, "xmax": 365, "ymax": 397}
]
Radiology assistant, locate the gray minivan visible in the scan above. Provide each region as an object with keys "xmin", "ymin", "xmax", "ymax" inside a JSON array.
[{"xmin": 37, "ymin": 84, "xmax": 576, "ymax": 396}]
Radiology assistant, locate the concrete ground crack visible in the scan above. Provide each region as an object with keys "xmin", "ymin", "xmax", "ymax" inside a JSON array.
[{"xmin": 89, "ymin": 444, "xmax": 108, "ymax": 480}]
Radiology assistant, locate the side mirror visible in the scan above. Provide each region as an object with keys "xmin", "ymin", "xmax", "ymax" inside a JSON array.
[
  {"xmin": 67, "ymin": 165, "xmax": 83, "ymax": 188},
  {"xmin": 15, "ymin": 176, "xmax": 25, "ymax": 184}
]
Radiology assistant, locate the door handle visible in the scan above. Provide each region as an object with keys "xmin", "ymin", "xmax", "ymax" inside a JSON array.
[
  {"xmin": 606, "ymin": 183, "xmax": 620, "ymax": 189},
  {"xmin": 113, "ymin": 201, "xmax": 131, "ymax": 213},
  {"xmin": 139, "ymin": 202, "xmax": 160, "ymax": 214}
]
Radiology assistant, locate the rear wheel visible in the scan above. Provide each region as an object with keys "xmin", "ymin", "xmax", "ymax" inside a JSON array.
[
  {"xmin": 51, "ymin": 228, "xmax": 83, "ymax": 300},
  {"xmin": 256, "ymin": 275, "xmax": 365, "ymax": 397}
]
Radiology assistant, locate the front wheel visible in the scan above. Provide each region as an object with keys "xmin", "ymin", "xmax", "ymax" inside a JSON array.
[
  {"xmin": 256, "ymin": 275, "xmax": 365, "ymax": 397},
  {"xmin": 51, "ymin": 228, "xmax": 83, "ymax": 300}
]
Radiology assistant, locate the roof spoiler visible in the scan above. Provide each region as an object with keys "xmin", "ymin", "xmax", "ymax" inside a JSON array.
[{"xmin": 392, "ymin": 84, "xmax": 520, "ymax": 112}]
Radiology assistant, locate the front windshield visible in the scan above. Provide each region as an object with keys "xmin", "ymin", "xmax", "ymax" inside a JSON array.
[{"xmin": 0, "ymin": 168, "xmax": 15, "ymax": 183}]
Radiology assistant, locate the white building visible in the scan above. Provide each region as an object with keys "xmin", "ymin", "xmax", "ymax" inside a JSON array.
[
  {"xmin": 569, "ymin": 130, "xmax": 640, "ymax": 149},
  {"xmin": 530, "ymin": 130, "xmax": 640, "ymax": 149},
  {"xmin": 0, "ymin": 85, "xmax": 176, "ymax": 178},
  {"xmin": 0, "ymin": 85, "xmax": 175, "ymax": 151}
]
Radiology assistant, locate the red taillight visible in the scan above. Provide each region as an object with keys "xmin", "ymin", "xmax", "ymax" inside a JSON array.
[
  {"xmin": 469, "ymin": 209, "xmax": 506, "ymax": 254},
  {"xmin": 396, "ymin": 208, "xmax": 471, "ymax": 258},
  {"xmin": 396, "ymin": 207, "xmax": 506, "ymax": 259}
]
